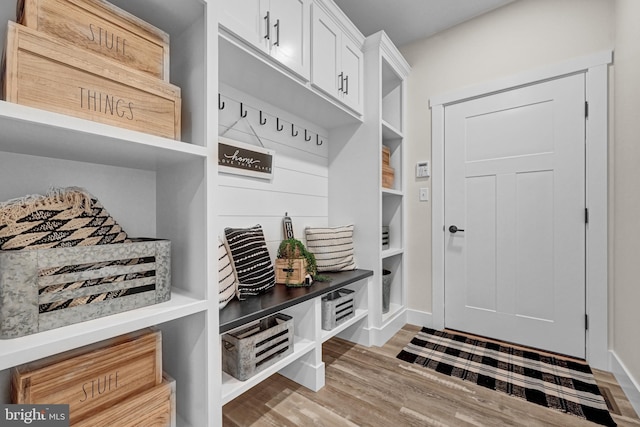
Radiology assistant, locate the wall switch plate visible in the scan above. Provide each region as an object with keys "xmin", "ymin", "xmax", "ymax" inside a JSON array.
[
  {"xmin": 417, "ymin": 161, "xmax": 430, "ymax": 178},
  {"xmin": 419, "ymin": 187, "xmax": 429, "ymax": 201}
]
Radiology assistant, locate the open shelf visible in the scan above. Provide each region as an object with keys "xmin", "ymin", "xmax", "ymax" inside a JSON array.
[
  {"xmin": 382, "ymin": 303, "xmax": 404, "ymax": 324},
  {"xmin": 0, "ymin": 289, "xmax": 207, "ymax": 370},
  {"xmin": 321, "ymin": 308, "xmax": 368, "ymax": 343},
  {"xmin": 382, "ymin": 119, "xmax": 403, "ymax": 139},
  {"xmin": 382, "ymin": 248, "xmax": 404, "ymax": 259},
  {"xmin": 221, "ymin": 335, "xmax": 315, "ymax": 404},
  {"xmin": 0, "ymin": 102, "xmax": 208, "ymax": 171},
  {"xmin": 382, "ymin": 188, "xmax": 404, "ymax": 197}
]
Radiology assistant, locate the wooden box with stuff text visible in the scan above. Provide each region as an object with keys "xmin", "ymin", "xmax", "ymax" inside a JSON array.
[
  {"xmin": 17, "ymin": 0, "xmax": 171, "ymax": 81},
  {"xmin": 1, "ymin": 22, "xmax": 181, "ymax": 140},
  {"xmin": 11, "ymin": 328, "xmax": 169, "ymax": 426}
]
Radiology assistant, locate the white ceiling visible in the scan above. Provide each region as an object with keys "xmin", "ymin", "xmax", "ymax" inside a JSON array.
[{"xmin": 332, "ymin": 0, "xmax": 516, "ymax": 47}]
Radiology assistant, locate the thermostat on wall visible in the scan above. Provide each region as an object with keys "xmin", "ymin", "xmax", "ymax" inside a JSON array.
[{"xmin": 416, "ymin": 161, "xmax": 430, "ymax": 178}]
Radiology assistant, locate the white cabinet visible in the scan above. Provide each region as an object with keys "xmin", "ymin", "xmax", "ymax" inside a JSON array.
[
  {"xmin": 219, "ymin": 0, "xmax": 310, "ymax": 79},
  {"xmin": 311, "ymin": 4, "xmax": 362, "ymax": 113}
]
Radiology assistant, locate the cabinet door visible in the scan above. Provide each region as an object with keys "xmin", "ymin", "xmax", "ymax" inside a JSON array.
[
  {"xmin": 219, "ymin": 0, "xmax": 269, "ymax": 53},
  {"xmin": 269, "ymin": 0, "xmax": 310, "ymax": 79},
  {"xmin": 340, "ymin": 37, "xmax": 363, "ymax": 113},
  {"xmin": 311, "ymin": 5, "xmax": 340, "ymax": 98}
]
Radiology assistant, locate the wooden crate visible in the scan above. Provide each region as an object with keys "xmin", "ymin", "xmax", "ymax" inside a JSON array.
[
  {"xmin": 382, "ymin": 164, "xmax": 395, "ymax": 189},
  {"xmin": 275, "ymin": 258, "xmax": 308, "ymax": 286},
  {"xmin": 222, "ymin": 313, "xmax": 293, "ymax": 381},
  {"xmin": 18, "ymin": 0, "xmax": 170, "ymax": 81},
  {"xmin": 0, "ymin": 238, "xmax": 171, "ymax": 339},
  {"xmin": 11, "ymin": 328, "xmax": 163, "ymax": 426},
  {"xmin": 74, "ymin": 373, "xmax": 176, "ymax": 427},
  {"xmin": 2, "ymin": 22, "xmax": 181, "ymax": 140},
  {"xmin": 321, "ymin": 288, "xmax": 355, "ymax": 330},
  {"xmin": 382, "ymin": 145, "xmax": 390, "ymax": 166}
]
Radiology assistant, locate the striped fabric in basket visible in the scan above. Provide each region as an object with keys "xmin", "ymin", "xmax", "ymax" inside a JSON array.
[{"xmin": 305, "ymin": 225, "xmax": 356, "ymax": 272}]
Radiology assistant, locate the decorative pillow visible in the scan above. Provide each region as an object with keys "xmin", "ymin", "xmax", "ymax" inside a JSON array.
[
  {"xmin": 305, "ymin": 225, "xmax": 356, "ymax": 272},
  {"xmin": 0, "ymin": 187, "xmax": 129, "ymax": 251},
  {"xmin": 218, "ymin": 236, "xmax": 238, "ymax": 309},
  {"xmin": 224, "ymin": 225, "xmax": 275, "ymax": 298}
]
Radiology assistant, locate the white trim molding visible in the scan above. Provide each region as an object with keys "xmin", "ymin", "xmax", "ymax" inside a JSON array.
[
  {"xmin": 430, "ymin": 51, "xmax": 613, "ymax": 369},
  {"xmin": 610, "ymin": 351, "xmax": 640, "ymax": 416},
  {"xmin": 406, "ymin": 309, "xmax": 433, "ymax": 329}
]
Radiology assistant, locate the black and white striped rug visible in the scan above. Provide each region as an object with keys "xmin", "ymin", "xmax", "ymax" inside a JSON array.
[{"xmin": 397, "ymin": 328, "xmax": 616, "ymax": 426}]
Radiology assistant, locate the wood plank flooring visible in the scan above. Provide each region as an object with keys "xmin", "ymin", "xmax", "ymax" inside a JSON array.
[{"xmin": 223, "ymin": 325, "xmax": 640, "ymax": 426}]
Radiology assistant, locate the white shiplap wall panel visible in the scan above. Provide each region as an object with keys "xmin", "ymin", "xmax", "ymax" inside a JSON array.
[
  {"xmin": 218, "ymin": 84, "xmax": 329, "ymax": 257},
  {"xmin": 218, "ymin": 186, "xmax": 327, "ymax": 218},
  {"xmin": 218, "ymin": 166, "xmax": 328, "ymax": 197}
]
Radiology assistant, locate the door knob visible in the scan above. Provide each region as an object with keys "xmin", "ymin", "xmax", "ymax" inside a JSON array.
[{"xmin": 449, "ymin": 225, "xmax": 465, "ymax": 233}]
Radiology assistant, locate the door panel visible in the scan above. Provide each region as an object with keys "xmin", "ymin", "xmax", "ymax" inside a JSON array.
[
  {"xmin": 465, "ymin": 175, "xmax": 497, "ymax": 311},
  {"xmin": 311, "ymin": 5, "xmax": 339, "ymax": 96},
  {"xmin": 444, "ymin": 74, "xmax": 586, "ymax": 358},
  {"xmin": 340, "ymin": 37, "xmax": 362, "ymax": 112},
  {"xmin": 218, "ymin": 0, "xmax": 267, "ymax": 52},
  {"xmin": 270, "ymin": 0, "xmax": 309, "ymax": 79}
]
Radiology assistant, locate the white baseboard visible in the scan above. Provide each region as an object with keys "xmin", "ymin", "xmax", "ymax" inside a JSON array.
[
  {"xmin": 406, "ymin": 309, "xmax": 433, "ymax": 328},
  {"xmin": 610, "ymin": 350, "xmax": 640, "ymax": 416}
]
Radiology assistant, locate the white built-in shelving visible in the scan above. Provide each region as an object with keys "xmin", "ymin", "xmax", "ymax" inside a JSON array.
[
  {"xmin": 329, "ymin": 30, "xmax": 410, "ymax": 347},
  {"xmin": 0, "ymin": 0, "xmax": 217, "ymax": 425}
]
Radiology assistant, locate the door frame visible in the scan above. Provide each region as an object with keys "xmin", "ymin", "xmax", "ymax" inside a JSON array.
[{"xmin": 430, "ymin": 50, "xmax": 612, "ymax": 370}]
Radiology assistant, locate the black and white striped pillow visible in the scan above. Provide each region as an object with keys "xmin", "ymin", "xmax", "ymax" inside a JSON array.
[
  {"xmin": 305, "ymin": 225, "xmax": 356, "ymax": 272},
  {"xmin": 224, "ymin": 225, "xmax": 275, "ymax": 297},
  {"xmin": 218, "ymin": 236, "xmax": 238, "ymax": 309}
]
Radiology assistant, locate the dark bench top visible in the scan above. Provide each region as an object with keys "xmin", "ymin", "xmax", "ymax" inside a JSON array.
[{"xmin": 219, "ymin": 269, "xmax": 374, "ymax": 334}]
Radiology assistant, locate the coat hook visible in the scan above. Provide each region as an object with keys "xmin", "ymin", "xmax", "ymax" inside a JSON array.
[
  {"xmin": 240, "ymin": 103, "xmax": 247, "ymax": 118},
  {"xmin": 260, "ymin": 110, "xmax": 267, "ymax": 125},
  {"xmin": 316, "ymin": 134, "xmax": 323, "ymax": 146},
  {"xmin": 291, "ymin": 124, "xmax": 298, "ymax": 137},
  {"xmin": 276, "ymin": 117, "xmax": 284, "ymax": 131},
  {"xmin": 304, "ymin": 129, "xmax": 311, "ymax": 142},
  {"xmin": 218, "ymin": 94, "xmax": 225, "ymax": 110}
]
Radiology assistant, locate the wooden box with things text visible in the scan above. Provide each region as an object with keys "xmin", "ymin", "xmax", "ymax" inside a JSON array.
[
  {"xmin": 17, "ymin": 0, "xmax": 171, "ymax": 81},
  {"xmin": 11, "ymin": 328, "xmax": 163, "ymax": 426},
  {"xmin": 1, "ymin": 22, "xmax": 181, "ymax": 140}
]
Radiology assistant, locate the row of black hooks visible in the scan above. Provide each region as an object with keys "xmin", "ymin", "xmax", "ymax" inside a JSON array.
[{"xmin": 219, "ymin": 94, "xmax": 324, "ymax": 146}]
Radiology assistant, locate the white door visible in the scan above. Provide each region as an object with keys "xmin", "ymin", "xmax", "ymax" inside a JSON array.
[
  {"xmin": 444, "ymin": 74, "xmax": 586, "ymax": 358},
  {"xmin": 269, "ymin": 0, "xmax": 309, "ymax": 79}
]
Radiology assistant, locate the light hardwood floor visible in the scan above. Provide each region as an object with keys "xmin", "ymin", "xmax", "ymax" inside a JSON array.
[{"xmin": 223, "ymin": 325, "xmax": 640, "ymax": 426}]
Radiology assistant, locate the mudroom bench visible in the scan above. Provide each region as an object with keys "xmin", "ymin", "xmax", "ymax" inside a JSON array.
[{"xmin": 219, "ymin": 269, "xmax": 373, "ymax": 403}]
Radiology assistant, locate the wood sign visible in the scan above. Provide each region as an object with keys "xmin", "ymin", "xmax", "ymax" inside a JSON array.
[{"xmin": 218, "ymin": 136, "xmax": 275, "ymax": 180}]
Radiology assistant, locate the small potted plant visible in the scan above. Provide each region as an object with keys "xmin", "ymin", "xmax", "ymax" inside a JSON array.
[{"xmin": 276, "ymin": 238, "xmax": 329, "ymax": 286}]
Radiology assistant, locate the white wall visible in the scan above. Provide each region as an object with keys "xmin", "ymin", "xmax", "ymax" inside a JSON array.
[
  {"xmin": 400, "ymin": 0, "xmax": 640, "ymax": 407},
  {"xmin": 612, "ymin": 0, "xmax": 640, "ymax": 406},
  {"xmin": 217, "ymin": 83, "xmax": 329, "ymax": 256},
  {"xmin": 399, "ymin": 0, "xmax": 615, "ymax": 316}
]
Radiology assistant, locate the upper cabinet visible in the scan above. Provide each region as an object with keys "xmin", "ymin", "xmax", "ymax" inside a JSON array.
[
  {"xmin": 311, "ymin": 4, "xmax": 362, "ymax": 114},
  {"xmin": 219, "ymin": 0, "xmax": 310, "ymax": 80}
]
